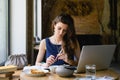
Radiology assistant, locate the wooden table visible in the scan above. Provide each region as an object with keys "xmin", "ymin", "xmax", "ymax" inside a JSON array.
[
  {"xmin": 0, "ymin": 70, "xmax": 21, "ymax": 80},
  {"xmin": 20, "ymin": 69, "xmax": 120, "ymax": 80}
]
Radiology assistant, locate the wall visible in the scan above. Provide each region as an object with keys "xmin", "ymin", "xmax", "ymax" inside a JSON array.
[
  {"xmin": 41, "ymin": 0, "xmax": 119, "ymax": 44},
  {"xmin": 41, "ymin": 0, "xmax": 109, "ymax": 37},
  {"xmin": 117, "ymin": 0, "xmax": 120, "ymax": 61},
  {"xmin": 10, "ymin": 0, "xmax": 26, "ymax": 54}
]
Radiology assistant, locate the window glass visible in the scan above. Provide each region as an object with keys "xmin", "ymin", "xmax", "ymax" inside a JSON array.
[{"xmin": 0, "ymin": 0, "xmax": 8, "ymax": 65}]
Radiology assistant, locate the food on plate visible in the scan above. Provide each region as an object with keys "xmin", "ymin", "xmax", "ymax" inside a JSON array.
[{"xmin": 30, "ymin": 69, "xmax": 45, "ymax": 74}]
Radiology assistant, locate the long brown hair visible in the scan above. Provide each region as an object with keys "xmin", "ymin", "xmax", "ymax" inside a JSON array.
[{"xmin": 51, "ymin": 13, "xmax": 78, "ymax": 60}]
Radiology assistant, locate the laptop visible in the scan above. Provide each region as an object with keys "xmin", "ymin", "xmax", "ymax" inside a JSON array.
[{"xmin": 76, "ymin": 44, "xmax": 116, "ymax": 73}]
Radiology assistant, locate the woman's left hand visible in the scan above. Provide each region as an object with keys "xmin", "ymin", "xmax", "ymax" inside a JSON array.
[{"xmin": 56, "ymin": 52, "xmax": 68, "ymax": 62}]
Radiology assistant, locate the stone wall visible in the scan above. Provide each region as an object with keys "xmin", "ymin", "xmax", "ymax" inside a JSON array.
[{"xmin": 42, "ymin": 0, "xmax": 111, "ymax": 36}]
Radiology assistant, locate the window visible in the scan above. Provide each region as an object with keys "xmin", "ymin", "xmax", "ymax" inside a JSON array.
[
  {"xmin": 0, "ymin": 0, "xmax": 8, "ymax": 65},
  {"xmin": 34, "ymin": 0, "xmax": 41, "ymax": 40}
]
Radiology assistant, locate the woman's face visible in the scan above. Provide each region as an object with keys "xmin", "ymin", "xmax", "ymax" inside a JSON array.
[{"xmin": 54, "ymin": 22, "xmax": 68, "ymax": 38}]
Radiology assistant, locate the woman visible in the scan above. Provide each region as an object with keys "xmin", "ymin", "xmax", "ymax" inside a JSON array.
[{"xmin": 35, "ymin": 13, "xmax": 80, "ymax": 67}]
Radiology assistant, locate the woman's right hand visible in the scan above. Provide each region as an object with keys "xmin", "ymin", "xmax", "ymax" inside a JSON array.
[{"xmin": 46, "ymin": 55, "xmax": 56, "ymax": 66}]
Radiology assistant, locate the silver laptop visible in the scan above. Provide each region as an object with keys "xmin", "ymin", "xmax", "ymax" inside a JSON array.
[{"xmin": 76, "ymin": 44, "xmax": 116, "ymax": 73}]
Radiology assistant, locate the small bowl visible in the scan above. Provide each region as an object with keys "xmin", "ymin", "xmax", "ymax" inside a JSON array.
[
  {"xmin": 55, "ymin": 65, "xmax": 74, "ymax": 77},
  {"xmin": 49, "ymin": 65, "xmax": 58, "ymax": 73}
]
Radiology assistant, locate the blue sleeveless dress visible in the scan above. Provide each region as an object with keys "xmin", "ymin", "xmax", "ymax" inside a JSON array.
[{"xmin": 45, "ymin": 38, "xmax": 67, "ymax": 65}]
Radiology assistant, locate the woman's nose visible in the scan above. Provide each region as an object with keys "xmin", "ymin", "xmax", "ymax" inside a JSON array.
[{"xmin": 59, "ymin": 30, "xmax": 64, "ymax": 35}]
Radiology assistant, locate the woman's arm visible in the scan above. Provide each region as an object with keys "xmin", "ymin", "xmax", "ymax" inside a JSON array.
[
  {"xmin": 35, "ymin": 39, "xmax": 47, "ymax": 66},
  {"xmin": 35, "ymin": 39, "xmax": 56, "ymax": 67}
]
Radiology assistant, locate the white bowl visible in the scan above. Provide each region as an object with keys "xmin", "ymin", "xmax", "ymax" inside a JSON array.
[
  {"xmin": 49, "ymin": 65, "xmax": 58, "ymax": 73},
  {"xmin": 55, "ymin": 65, "xmax": 74, "ymax": 77}
]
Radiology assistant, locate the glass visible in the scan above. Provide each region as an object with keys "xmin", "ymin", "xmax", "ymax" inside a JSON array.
[{"xmin": 85, "ymin": 64, "xmax": 96, "ymax": 79}]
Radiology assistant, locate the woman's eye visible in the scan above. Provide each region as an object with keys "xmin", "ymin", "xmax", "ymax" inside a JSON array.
[
  {"xmin": 63, "ymin": 30, "xmax": 67, "ymax": 33},
  {"xmin": 58, "ymin": 27, "xmax": 61, "ymax": 30}
]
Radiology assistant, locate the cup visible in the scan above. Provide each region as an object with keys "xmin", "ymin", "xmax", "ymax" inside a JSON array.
[{"xmin": 85, "ymin": 64, "xmax": 96, "ymax": 79}]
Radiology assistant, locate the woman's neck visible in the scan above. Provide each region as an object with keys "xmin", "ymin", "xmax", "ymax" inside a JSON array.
[{"xmin": 53, "ymin": 35, "xmax": 62, "ymax": 45}]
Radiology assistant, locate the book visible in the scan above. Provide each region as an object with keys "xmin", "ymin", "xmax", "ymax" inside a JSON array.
[{"xmin": 0, "ymin": 65, "xmax": 17, "ymax": 73}]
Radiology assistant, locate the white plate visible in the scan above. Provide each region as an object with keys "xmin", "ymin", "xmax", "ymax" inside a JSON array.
[
  {"xmin": 24, "ymin": 69, "xmax": 48, "ymax": 77},
  {"xmin": 23, "ymin": 66, "xmax": 50, "ymax": 77}
]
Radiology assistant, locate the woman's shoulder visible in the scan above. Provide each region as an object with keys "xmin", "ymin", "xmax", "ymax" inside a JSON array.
[
  {"xmin": 39, "ymin": 39, "xmax": 46, "ymax": 46},
  {"xmin": 40, "ymin": 37, "xmax": 50, "ymax": 43},
  {"xmin": 40, "ymin": 39, "xmax": 45, "ymax": 42},
  {"xmin": 40, "ymin": 36, "xmax": 55, "ymax": 45}
]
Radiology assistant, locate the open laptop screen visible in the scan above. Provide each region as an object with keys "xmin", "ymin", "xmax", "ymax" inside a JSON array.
[{"xmin": 76, "ymin": 45, "xmax": 116, "ymax": 73}]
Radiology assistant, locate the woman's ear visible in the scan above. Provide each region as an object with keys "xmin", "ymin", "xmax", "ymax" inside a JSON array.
[{"xmin": 52, "ymin": 25, "xmax": 56, "ymax": 34}]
